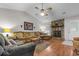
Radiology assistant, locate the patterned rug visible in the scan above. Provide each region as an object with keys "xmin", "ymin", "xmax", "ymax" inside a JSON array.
[{"xmin": 35, "ymin": 41, "xmax": 49, "ymax": 52}]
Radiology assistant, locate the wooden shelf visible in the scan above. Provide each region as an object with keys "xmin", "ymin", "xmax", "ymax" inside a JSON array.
[{"xmin": 51, "ymin": 19, "xmax": 64, "ymax": 39}]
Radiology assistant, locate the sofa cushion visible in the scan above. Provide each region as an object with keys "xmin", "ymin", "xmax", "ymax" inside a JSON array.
[
  {"xmin": 0, "ymin": 46, "xmax": 4, "ymax": 55},
  {"xmin": 0, "ymin": 33, "xmax": 12, "ymax": 47},
  {"xmin": 9, "ymin": 42, "xmax": 36, "ymax": 56},
  {"xmin": 0, "ymin": 34, "xmax": 5, "ymax": 47},
  {"xmin": 9, "ymin": 39, "xmax": 17, "ymax": 45}
]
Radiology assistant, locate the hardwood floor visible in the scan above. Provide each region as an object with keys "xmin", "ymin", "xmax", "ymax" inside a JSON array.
[{"xmin": 34, "ymin": 39, "xmax": 74, "ymax": 56}]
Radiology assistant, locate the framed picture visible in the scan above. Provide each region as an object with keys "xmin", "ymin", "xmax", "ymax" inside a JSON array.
[{"xmin": 24, "ymin": 22, "xmax": 33, "ymax": 30}]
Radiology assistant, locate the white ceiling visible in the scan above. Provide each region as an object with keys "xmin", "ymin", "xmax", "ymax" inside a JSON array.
[{"xmin": 0, "ymin": 3, "xmax": 79, "ymax": 23}]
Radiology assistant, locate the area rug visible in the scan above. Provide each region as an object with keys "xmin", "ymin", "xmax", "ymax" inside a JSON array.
[{"xmin": 35, "ymin": 41, "xmax": 49, "ymax": 52}]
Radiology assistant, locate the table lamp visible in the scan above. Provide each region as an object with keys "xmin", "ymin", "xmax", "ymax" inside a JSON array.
[{"xmin": 3, "ymin": 28, "xmax": 11, "ymax": 37}]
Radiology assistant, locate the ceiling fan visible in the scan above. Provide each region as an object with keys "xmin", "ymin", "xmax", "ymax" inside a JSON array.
[{"xmin": 35, "ymin": 3, "xmax": 52, "ymax": 16}]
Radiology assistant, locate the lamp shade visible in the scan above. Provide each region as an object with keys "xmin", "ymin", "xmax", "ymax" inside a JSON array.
[{"xmin": 3, "ymin": 28, "xmax": 11, "ymax": 32}]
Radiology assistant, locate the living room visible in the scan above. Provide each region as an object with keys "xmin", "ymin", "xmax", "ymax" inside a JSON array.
[{"xmin": 0, "ymin": 2, "xmax": 79, "ymax": 56}]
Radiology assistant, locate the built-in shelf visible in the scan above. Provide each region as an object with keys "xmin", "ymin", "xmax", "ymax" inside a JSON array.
[{"xmin": 51, "ymin": 19, "xmax": 64, "ymax": 39}]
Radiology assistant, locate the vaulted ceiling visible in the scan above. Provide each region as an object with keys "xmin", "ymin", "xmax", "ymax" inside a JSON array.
[
  {"xmin": 0, "ymin": 3, "xmax": 79, "ymax": 20},
  {"xmin": 0, "ymin": 3, "xmax": 79, "ymax": 19},
  {"xmin": 0, "ymin": 3, "xmax": 79, "ymax": 26}
]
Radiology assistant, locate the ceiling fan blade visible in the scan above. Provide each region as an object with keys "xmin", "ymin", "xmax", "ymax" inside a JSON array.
[
  {"xmin": 47, "ymin": 7, "xmax": 52, "ymax": 11},
  {"xmin": 45, "ymin": 13, "xmax": 48, "ymax": 16},
  {"xmin": 35, "ymin": 6, "xmax": 39, "ymax": 10}
]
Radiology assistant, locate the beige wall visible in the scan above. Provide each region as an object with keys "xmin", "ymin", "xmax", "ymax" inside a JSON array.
[{"xmin": 0, "ymin": 8, "xmax": 40, "ymax": 32}]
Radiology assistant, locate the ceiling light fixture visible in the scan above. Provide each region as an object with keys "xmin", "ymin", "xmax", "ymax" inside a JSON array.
[
  {"xmin": 40, "ymin": 3, "xmax": 48, "ymax": 16},
  {"xmin": 35, "ymin": 3, "xmax": 52, "ymax": 16}
]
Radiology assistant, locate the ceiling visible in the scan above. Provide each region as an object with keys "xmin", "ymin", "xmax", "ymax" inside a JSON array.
[{"xmin": 0, "ymin": 3, "xmax": 79, "ymax": 23}]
